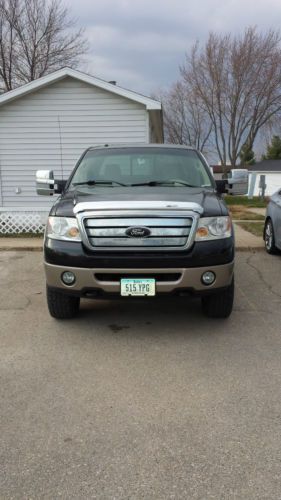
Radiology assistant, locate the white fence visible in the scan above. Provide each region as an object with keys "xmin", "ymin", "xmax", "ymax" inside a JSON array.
[{"xmin": 0, "ymin": 208, "xmax": 48, "ymax": 234}]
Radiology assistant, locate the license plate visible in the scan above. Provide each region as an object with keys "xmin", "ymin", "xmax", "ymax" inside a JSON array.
[{"xmin": 120, "ymin": 278, "xmax": 155, "ymax": 296}]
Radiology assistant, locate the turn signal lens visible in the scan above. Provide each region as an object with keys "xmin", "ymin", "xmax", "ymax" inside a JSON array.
[
  {"xmin": 196, "ymin": 227, "xmax": 209, "ymax": 238},
  {"xmin": 67, "ymin": 227, "xmax": 80, "ymax": 238}
]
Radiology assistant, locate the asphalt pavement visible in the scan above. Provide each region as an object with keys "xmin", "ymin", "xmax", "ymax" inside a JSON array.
[{"xmin": 1, "ymin": 250, "xmax": 281, "ymax": 499}]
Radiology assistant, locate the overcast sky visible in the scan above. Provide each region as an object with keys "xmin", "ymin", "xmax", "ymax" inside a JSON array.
[{"xmin": 66, "ymin": 0, "xmax": 281, "ymax": 96}]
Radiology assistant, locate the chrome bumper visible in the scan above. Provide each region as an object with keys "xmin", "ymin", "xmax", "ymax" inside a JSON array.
[{"xmin": 45, "ymin": 261, "xmax": 234, "ymax": 294}]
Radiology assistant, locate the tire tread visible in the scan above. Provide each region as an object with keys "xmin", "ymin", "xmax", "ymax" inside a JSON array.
[
  {"xmin": 46, "ymin": 285, "xmax": 80, "ymax": 319},
  {"xmin": 201, "ymin": 278, "xmax": 234, "ymax": 318}
]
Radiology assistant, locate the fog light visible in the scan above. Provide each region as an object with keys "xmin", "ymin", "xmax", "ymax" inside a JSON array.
[
  {"xmin": 61, "ymin": 271, "xmax": 76, "ymax": 285},
  {"xmin": 201, "ymin": 271, "xmax": 216, "ymax": 286}
]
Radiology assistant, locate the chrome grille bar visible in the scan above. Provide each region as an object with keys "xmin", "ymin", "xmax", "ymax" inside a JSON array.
[
  {"xmin": 85, "ymin": 218, "xmax": 191, "ymax": 227},
  {"xmin": 87, "ymin": 227, "xmax": 190, "ymax": 237},
  {"xmin": 88, "ymin": 237, "xmax": 188, "ymax": 247}
]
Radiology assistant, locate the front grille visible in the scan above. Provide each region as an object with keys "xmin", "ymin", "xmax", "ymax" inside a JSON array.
[{"xmin": 83, "ymin": 216, "xmax": 194, "ymax": 251}]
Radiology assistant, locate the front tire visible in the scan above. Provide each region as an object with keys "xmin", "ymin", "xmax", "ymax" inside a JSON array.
[
  {"xmin": 264, "ymin": 218, "xmax": 278, "ymax": 254},
  {"xmin": 46, "ymin": 285, "xmax": 80, "ymax": 319},
  {"xmin": 201, "ymin": 278, "xmax": 234, "ymax": 318}
]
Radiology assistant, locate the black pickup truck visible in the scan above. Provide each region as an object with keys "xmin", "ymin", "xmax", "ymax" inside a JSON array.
[{"xmin": 36, "ymin": 144, "xmax": 248, "ymax": 319}]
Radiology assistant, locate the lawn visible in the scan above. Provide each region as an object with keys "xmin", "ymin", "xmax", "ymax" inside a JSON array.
[
  {"xmin": 229, "ymin": 206, "xmax": 264, "ymax": 221},
  {"xmin": 236, "ymin": 222, "xmax": 264, "ymax": 238},
  {"xmin": 226, "ymin": 197, "xmax": 265, "ymax": 237},
  {"xmin": 224, "ymin": 195, "xmax": 268, "ymax": 208}
]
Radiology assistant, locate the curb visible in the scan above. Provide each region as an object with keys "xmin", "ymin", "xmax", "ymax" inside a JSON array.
[
  {"xmin": 0, "ymin": 245, "xmax": 43, "ymax": 251},
  {"xmin": 0, "ymin": 237, "xmax": 43, "ymax": 252}
]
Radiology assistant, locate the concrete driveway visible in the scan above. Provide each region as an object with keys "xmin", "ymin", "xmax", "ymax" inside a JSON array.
[{"xmin": 1, "ymin": 251, "xmax": 281, "ymax": 499}]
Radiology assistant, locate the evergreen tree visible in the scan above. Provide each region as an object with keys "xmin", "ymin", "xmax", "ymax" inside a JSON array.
[
  {"xmin": 264, "ymin": 135, "xmax": 281, "ymax": 159},
  {"xmin": 239, "ymin": 143, "xmax": 255, "ymax": 165}
]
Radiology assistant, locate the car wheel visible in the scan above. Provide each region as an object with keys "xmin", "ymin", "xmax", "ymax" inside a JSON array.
[
  {"xmin": 46, "ymin": 285, "xmax": 80, "ymax": 319},
  {"xmin": 264, "ymin": 218, "xmax": 278, "ymax": 254},
  {"xmin": 201, "ymin": 277, "xmax": 234, "ymax": 319}
]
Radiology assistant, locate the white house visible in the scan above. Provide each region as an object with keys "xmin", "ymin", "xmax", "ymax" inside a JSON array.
[
  {"xmin": 0, "ymin": 67, "xmax": 163, "ymax": 233},
  {"xmin": 247, "ymin": 160, "xmax": 281, "ymax": 197}
]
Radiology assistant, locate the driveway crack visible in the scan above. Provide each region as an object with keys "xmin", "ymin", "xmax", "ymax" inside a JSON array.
[{"xmin": 246, "ymin": 253, "xmax": 281, "ymax": 299}]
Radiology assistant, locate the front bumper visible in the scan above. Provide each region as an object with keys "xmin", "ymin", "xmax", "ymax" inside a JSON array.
[
  {"xmin": 44, "ymin": 237, "xmax": 234, "ymax": 269},
  {"xmin": 45, "ymin": 261, "xmax": 234, "ymax": 297}
]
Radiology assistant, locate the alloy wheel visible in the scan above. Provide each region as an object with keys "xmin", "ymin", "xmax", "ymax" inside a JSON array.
[{"xmin": 265, "ymin": 220, "xmax": 273, "ymax": 251}]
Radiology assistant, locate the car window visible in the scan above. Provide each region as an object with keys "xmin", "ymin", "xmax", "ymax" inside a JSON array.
[{"xmin": 70, "ymin": 147, "xmax": 214, "ymax": 188}]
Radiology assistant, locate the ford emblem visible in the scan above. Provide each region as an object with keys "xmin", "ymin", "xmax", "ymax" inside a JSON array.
[{"xmin": 125, "ymin": 226, "xmax": 151, "ymax": 238}]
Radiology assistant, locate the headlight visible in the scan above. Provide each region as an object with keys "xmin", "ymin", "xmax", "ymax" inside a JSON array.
[
  {"xmin": 195, "ymin": 216, "xmax": 231, "ymax": 241},
  {"xmin": 46, "ymin": 217, "xmax": 81, "ymax": 241}
]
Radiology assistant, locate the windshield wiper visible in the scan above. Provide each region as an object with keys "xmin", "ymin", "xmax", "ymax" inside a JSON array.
[
  {"xmin": 72, "ymin": 180, "xmax": 127, "ymax": 187},
  {"xmin": 130, "ymin": 180, "xmax": 197, "ymax": 187},
  {"xmin": 72, "ymin": 179, "xmax": 198, "ymax": 188}
]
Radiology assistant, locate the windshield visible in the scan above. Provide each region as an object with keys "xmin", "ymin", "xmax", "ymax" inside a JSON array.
[{"xmin": 69, "ymin": 147, "xmax": 214, "ymax": 188}]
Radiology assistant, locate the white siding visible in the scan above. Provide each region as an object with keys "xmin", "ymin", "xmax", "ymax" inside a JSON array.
[
  {"xmin": 0, "ymin": 77, "xmax": 149, "ymax": 208},
  {"xmin": 248, "ymin": 172, "xmax": 281, "ymax": 196}
]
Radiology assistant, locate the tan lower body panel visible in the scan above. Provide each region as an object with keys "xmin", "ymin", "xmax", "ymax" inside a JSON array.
[{"xmin": 45, "ymin": 261, "xmax": 234, "ymax": 294}]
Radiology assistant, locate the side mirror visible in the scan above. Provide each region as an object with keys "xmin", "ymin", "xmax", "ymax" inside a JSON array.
[
  {"xmin": 36, "ymin": 170, "xmax": 55, "ymax": 196},
  {"xmin": 227, "ymin": 169, "xmax": 248, "ymax": 195},
  {"xmin": 36, "ymin": 170, "xmax": 67, "ymax": 196},
  {"xmin": 215, "ymin": 180, "xmax": 227, "ymax": 194}
]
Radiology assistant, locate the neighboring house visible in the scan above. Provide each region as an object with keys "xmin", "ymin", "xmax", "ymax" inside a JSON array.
[
  {"xmin": 212, "ymin": 160, "xmax": 281, "ymax": 197},
  {"xmin": 211, "ymin": 164, "xmax": 232, "ymax": 180},
  {"xmin": 247, "ymin": 160, "xmax": 281, "ymax": 197},
  {"xmin": 0, "ymin": 67, "xmax": 163, "ymax": 233}
]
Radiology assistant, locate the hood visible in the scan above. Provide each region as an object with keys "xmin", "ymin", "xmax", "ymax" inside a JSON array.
[{"xmin": 51, "ymin": 186, "xmax": 228, "ymax": 218}]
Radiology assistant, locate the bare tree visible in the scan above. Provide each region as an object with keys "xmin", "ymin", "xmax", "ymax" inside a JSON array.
[
  {"xmin": 0, "ymin": 0, "xmax": 19, "ymax": 90},
  {"xmin": 181, "ymin": 27, "xmax": 281, "ymax": 167},
  {"xmin": 0, "ymin": 0, "xmax": 87, "ymax": 91},
  {"xmin": 160, "ymin": 81, "xmax": 213, "ymax": 154}
]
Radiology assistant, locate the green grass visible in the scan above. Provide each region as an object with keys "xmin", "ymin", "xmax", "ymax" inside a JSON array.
[
  {"xmin": 236, "ymin": 221, "xmax": 264, "ymax": 238},
  {"xmin": 229, "ymin": 207, "xmax": 264, "ymax": 221},
  {"xmin": 224, "ymin": 196, "xmax": 268, "ymax": 208},
  {"xmin": 0, "ymin": 232, "xmax": 44, "ymax": 238}
]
